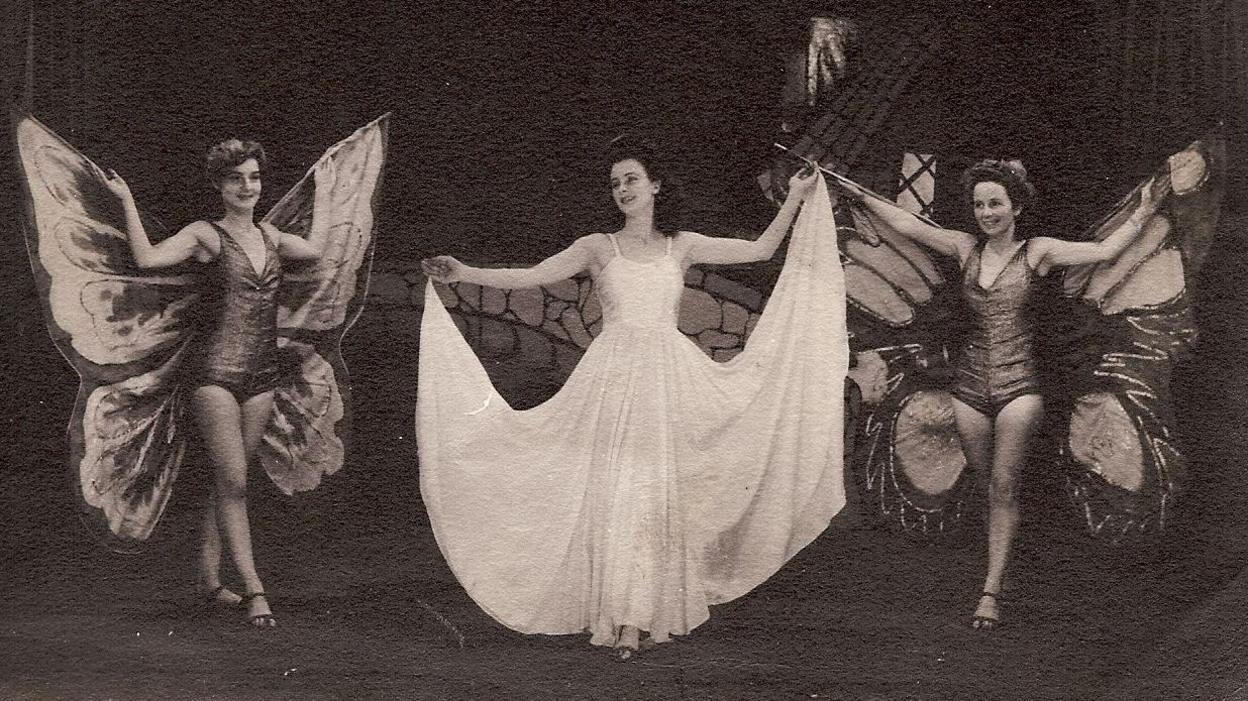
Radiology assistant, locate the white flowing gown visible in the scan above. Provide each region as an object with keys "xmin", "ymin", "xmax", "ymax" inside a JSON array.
[{"xmin": 417, "ymin": 175, "xmax": 849, "ymax": 646}]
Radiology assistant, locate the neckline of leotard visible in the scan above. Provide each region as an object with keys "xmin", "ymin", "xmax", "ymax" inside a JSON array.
[
  {"xmin": 207, "ymin": 220, "xmax": 275, "ymax": 278},
  {"xmin": 970, "ymin": 240, "xmax": 1029, "ymax": 291}
]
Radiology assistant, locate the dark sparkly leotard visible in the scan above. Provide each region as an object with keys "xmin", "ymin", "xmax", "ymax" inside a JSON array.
[
  {"xmin": 185, "ymin": 221, "xmax": 284, "ymax": 402},
  {"xmin": 951, "ymin": 241, "xmax": 1042, "ymax": 416}
]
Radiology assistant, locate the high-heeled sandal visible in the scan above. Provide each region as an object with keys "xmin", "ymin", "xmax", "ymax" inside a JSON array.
[
  {"xmin": 197, "ymin": 584, "xmax": 241, "ymax": 614},
  {"xmin": 238, "ymin": 592, "xmax": 277, "ymax": 628},
  {"xmin": 971, "ymin": 590, "xmax": 1002, "ymax": 630}
]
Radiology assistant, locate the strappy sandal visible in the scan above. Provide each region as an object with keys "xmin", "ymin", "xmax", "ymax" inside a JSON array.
[
  {"xmin": 197, "ymin": 584, "xmax": 241, "ymax": 614},
  {"xmin": 204, "ymin": 584, "xmax": 233, "ymax": 603},
  {"xmin": 971, "ymin": 590, "xmax": 1002, "ymax": 630},
  {"xmin": 238, "ymin": 592, "xmax": 277, "ymax": 628}
]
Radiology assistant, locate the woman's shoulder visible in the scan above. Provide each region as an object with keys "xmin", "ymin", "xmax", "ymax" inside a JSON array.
[
  {"xmin": 1023, "ymin": 236, "xmax": 1061, "ymax": 260},
  {"xmin": 1023, "ymin": 236, "xmax": 1057, "ymax": 276},
  {"xmin": 178, "ymin": 219, "xmax": 215, "ymax": 233},
  {"xmin": 171, "ymin": 220, "xmax": 220, "ymax": 261},
  {"xmin": 176, "ymin": 219, "xmax": 219, "ymax": 243},
  {"xmin": 579, "ymin": 232, "xmax": 611, "ymax": 242},
  {"xmin": 949, "ymin": 230, "xmax": 983, "ymax": 260},
  {"xmin": 574, "ymin": 233, "xmax": 612, "ymax": 249},
  {"xmin": 256, "ymin": 221, "xmax": 287, "ymax": 244},
  {"xmin": 668, "ymin": 230, "xmax": 704, "ymax": 246}
]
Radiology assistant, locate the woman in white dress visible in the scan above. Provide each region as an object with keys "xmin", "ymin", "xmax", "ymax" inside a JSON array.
[{"xmin": 418, "ymin": 141, "xmax": 849, "ymax": 659}]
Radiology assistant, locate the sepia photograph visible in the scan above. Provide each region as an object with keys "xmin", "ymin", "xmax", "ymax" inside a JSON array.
[{"xmin": 2, "ymin": 1, "xmax": 1246, "ymax": 699}]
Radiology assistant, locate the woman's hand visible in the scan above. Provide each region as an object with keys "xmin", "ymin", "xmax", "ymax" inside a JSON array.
[
  {"xmin": 422, "ymin": 255, "xmax": 464, "ymax": 283},
  {"xmin": 99, "ymin": 167, "xmax": 135, "ymax": 205},
  {"xmin": 1120, "ymin": 177, "xmax": 1159, "ymax": 235},
  {"xmin": 786, "ymin": 164, "xmax": 819, "ymax": 203}
]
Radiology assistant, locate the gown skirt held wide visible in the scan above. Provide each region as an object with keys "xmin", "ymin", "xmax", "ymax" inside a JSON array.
[{"xmin": 417, "ymin": 176, "xmax": 849, "ymax": 645}]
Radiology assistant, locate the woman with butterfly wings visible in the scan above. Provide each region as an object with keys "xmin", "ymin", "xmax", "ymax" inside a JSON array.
[
  {"xmin": 841, "ymin": 157, "xmax": 1170, "ymax": 629},
  {"xmin": 833, "ymin": 139, "xmax": 1218, "ymax": 630},
  {"xmin": 15, "ymin": 114, "xmax": 389, "ymax": 627}
]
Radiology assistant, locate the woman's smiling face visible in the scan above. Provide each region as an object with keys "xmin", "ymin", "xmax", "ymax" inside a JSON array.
[
  {"xmin": 610, "ymin": 158, "xmax": 659, "ymax": 215},
  {"xmin": 972, "ymin": 180, "xmax": 1019, "ymax": 238},
  {"xmin": 218, "ymin": 158, "xmax": 262, "ymax": 212}
]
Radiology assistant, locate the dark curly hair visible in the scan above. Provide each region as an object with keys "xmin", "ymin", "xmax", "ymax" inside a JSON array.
[
  {"xmin": 604, "ymin": 135, "xmax": 683, "ymax": 236},
  {"xmin": 960, "ymin": 158, "xmax": 1036, "ymax": 215},
  {"xmin": 205, "ymin": 138, "xmax": 267, "ymax": 188}
]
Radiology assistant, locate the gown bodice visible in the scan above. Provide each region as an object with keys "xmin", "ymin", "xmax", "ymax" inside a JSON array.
[{"xmin": 596, "ymin": 235, "xmax": 683, "ymax": 332}]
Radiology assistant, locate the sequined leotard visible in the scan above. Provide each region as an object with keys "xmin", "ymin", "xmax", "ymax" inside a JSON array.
[
  {"xmin": 185, "ymin": 221, "xmax": 284, "ymax": 402},
  {"xmin": 951, "ymin": 241, "xmax": 1041, "ymax": 416}
]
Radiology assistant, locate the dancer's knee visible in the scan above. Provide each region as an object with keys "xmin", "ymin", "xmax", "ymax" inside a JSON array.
[
  {"xmin": 987, "ymin": 474, "xmax": 1018, "ymax": 508},
  {"xmin": 215, "ymin": 471, "xmax": 248, "ymax": 501}
]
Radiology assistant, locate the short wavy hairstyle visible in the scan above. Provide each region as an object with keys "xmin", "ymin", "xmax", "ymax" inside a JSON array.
[
  {"xmin": 960, "ymin": 159, "xmax": 1036, "ymax": 214},
  {"xmin": 205, "ymin": 138, "xmax": 267, "ymax": 188},
  {"xmin": 603, "ymin": 135, "xmax": 683, "ymax": 236}
]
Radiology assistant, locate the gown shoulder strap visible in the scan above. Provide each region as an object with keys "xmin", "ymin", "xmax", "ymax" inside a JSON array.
[
  {"xmin": 665, "ymin": 235, "xmax": 672, "ymax": 257},
  {"xmin": 605, "ymin": 233, "xmax": 622, "ymax": 257}
]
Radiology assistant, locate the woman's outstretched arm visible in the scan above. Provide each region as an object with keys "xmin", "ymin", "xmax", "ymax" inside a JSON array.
[
  {"xmin": 102, "ymin": 169, "xmax": 207, "ymax": 269},
  {"xmin": 422, "ymin": 236, "xmax": 593, "ymax": 289},
  {"xmin": 1027, "ymin": 181, "xmax": 1159, "ymax": 270},
  {"xmin": 277, "ymin": 159, "xmax": 337, "ymax": 260},
  {"xmin": 840, "ymin": 179, "xmax": 976, "ymax": 263},
  {"xmin": 684, "ymin": 168, "xmax": 819, "ymax": 266}
]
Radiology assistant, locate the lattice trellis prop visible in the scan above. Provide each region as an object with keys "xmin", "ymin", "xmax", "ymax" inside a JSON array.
[{"xmin": 896, "ymin": 152, "xmax": 937, "ymax": 217}]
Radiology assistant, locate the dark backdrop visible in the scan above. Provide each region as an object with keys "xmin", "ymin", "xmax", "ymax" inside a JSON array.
[{"xmin": 2, "ymin": 1, "xmax": 1246, "ymax": 566}]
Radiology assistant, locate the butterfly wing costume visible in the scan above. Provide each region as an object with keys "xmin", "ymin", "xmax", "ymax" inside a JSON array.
[
  {"xmin": 837, "ymin": 135, "xmax": 1223, "ymax": 540},
  {"xmin": 14, "ymin": 113, "xmax": 389, "ymax": 550}
]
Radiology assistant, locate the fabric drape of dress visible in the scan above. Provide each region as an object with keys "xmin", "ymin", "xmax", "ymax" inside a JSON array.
[{"xmin": 417, "ymin": 175, "xmax": 849, "ymax": 646}]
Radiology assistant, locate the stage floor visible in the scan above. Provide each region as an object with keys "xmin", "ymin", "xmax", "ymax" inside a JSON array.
[
  {"xmin": 4, "ymin": 321, "xmax": 1247, "ymax": 701},
  {"xmin": 3, "ymin": 465, "xmax": 1246, "ymax": 701}
]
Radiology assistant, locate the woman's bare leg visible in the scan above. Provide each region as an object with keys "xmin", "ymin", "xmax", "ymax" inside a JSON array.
[
  {"xmin": 238, "ymin": 389, "xmax": 277, "ymax": 622},
  {"xmin": 197, "ymin": 492, "xmax": 241, "ymax": 605},
  {"xmin": 974, "ymin": 394, "xmax": 1044, "ymax": 627},
  {"xmin": 191, "ymin": 385, "xmax": 276, "ymax": 626},
  {"xmin": 952, "ymin": 398, "xmax": 995, "ymax": 625}
]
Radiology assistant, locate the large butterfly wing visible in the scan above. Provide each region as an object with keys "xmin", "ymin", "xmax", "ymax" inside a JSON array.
[
  {"xmin": 836, "ymin": 187, "xmax": 970, "ymax": 534},
  {"xmin": 257, "ymin": 114, "xmax": 389, "ymax": 494},
  {"xmin": 14, "ymin": 115, "xmax": 199, "ymax": 549},
  {"xmin": 1057, "ymin": 135, "xmax": 1223, "ymax": 540}
]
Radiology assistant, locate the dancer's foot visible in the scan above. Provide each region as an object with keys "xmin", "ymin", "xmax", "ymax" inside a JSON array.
[
  {"xmin": 971, "ymin": 591, "xmax": 1001, "ymax": 630},
  {"xmin": 239, "ymin": 592, "xmax": 276, "ymax": 628},
  {"xmin": 612, "ymin": 625, "xmax": 640, "ymax": 662},
  {"xmin": 200, "ymin": 583, "xmax": 242, "ymax": 609}
]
